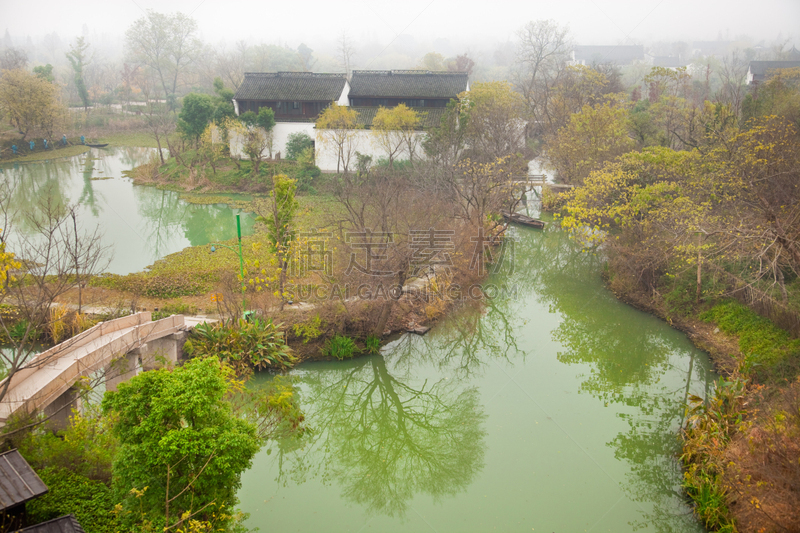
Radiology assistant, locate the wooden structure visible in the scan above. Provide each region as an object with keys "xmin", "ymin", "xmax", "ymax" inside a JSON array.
[
  {"xmin": 18, "ymin": 514, "xmax": 85, "ymax": 533},
  {"xmin": 0, "ymin": 450, "xmax": 48, "ymax": 513},
  {"xmin": 502, "ymin": 211, "xmax": 546, "ymax": 229}
]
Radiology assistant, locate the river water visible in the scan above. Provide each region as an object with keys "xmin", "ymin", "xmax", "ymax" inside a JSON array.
[
  {"xmin": 0, "ymin": 147, "xmax": 253, "ymax": 275},
  {"xmin": 3, "ymin": 150, "xmax": 713, "ymax": 530},
  {"xmin": 241, "ymin": 213, "xmax": 713, "ymax": 532}
]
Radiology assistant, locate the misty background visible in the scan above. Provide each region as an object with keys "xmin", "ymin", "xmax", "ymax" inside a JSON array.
[{"xmin": 1, "ymin": 0, "xmax": 798, "ymax": 104}]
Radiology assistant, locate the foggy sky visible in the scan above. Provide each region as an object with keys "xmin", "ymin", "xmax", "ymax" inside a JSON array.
[{"xmin": 2, "ymin": 0, "xmax": 798, "ymax": 52}]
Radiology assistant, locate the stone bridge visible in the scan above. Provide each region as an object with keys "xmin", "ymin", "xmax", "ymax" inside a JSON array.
[{"xmin": 0, "ymin": 312, "xmax": 197, "ymax": 430}]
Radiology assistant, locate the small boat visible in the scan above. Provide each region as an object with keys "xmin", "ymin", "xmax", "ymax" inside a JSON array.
[
  {"xmin": 86, "ymin": 143, "xmax": 109, "ymax": 148},
  {"xmin": 501, "ymin": 211, "xmax": 546, "ymax": 229}
]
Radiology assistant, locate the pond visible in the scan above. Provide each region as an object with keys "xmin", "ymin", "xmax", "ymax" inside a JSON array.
[
  {"xmin": 1, "ymin": 147, "xmax": 254, "ymax": 275},
  {"xmin": 240, "ymin": 209, "xmax": 714, "ymax": 532}
]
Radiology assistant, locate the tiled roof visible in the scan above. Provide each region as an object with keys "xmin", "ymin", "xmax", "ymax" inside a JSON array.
[
  {"xmin": 652, "ymin": 56, "xmax": 686, "ymax": 68},
  {"xmin": 0, "ymin": 450, "xmax": 48, "ymax": 511},
  {"xmin": 748, "ymin": 61, "xmax": 800, "ymax": 79},
  {"xmin": 351, "ymin": 106, "xmax": 447, "ymax": 130},
  {"xmin": 349, "ymin": 70, "xmax": 468, "ymax": 99},
  {"xmin": 235, "ymin": 72, "xmax": 346, "ymax": 102},
  {"xmin": 574, "ymin": 45, "xmax": 644, "ymax": 64},
  {"xmin": 17, "ymin": 514, "xmax": 85, "ymax": 533}
]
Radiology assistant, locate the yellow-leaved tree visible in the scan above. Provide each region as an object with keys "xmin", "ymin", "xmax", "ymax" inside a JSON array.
[
  {"xmin": 0, "ymin": 229, "xmax": 21, "ymax": 294},
  {"xmin": 546, "ymin": 97, "xmax": 635, "ymax": 185},
  {"xmin": 316, "ymin": 103, "xmax": 361, "ymax": 173},
  {"xmin": 371, "ymin": 103, "xmax": 422, "ymax": 169},
  {"xmin": 460, "ymin": 81, "xmax": 526, "ymax": 161},
  {"xmin": 0, "ymin": 68, "xmax": 66, "ymax": 140}
]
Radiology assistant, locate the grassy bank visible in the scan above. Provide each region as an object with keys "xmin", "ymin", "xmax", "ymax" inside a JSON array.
[
  {"xmin": 604, "ymin": 269, "xmax": 800, "ymax": 532},
  {"xmin": 1, "ymin": 144, "xmax": 90, "ymax": 163}
]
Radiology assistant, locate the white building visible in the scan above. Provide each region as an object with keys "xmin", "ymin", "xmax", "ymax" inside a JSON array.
[{"xmin": 231, "ymin": 70, "xmax": 469, "ymax": 172}]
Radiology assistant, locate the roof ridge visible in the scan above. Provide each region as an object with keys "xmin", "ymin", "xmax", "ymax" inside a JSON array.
[
  {"xmin": 352, "ymin": 70, "xmax": 467, "ymax": 76},
  {"xmin": 242, "ymin": 72, "xmax": 346, "ymax": 78}
]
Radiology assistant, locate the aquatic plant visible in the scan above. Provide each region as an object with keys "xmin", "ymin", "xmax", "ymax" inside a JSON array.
[
  {"xmin": 322, "ymin": 335, "xmax": 359, "ymax": 360},
  {"xmin": 364, "ymin": 334, "xmax": 381, "ymax": 355},
  {"xmin": 184, "ymin": 318, "xmax": 296, "ymax": 372}
]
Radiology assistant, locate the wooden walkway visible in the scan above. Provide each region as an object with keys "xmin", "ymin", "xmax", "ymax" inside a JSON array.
[{"xmin": 0, "ymin": 312, "xmax": 188, "ymax": 427}]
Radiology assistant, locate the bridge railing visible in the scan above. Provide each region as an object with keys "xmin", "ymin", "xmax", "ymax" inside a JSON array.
[
  {"xmin": 0, "ymin": 314, "xmax": 184, "ymax": 424},
  {"xmin": 1, "ymin": 312, "xmax": 153, "ymax": 393}
]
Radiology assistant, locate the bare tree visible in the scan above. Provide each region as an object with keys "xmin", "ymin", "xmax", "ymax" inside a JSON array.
[
  {"xmin": 125, "ymin": 10, "xmax": 201, "ymax": 100},
  {"xmin": 66, "ymin": 206, "xmax": 111, "ymax": 314},
  {"xmin": 145, "ymin": 100, "xmax": 176, "ymax": 165},
  {"xmin": 511, "ymin": 20, "xmax": 572, "ymax": 137},
  {"xmin": 216, "ymin": 41, "xmax": 247, "ymax": 90},
  {"xmin": 336, "ymin": 32, "xmax": 357, "ymax": 79},
  {"xmin": 0, "ymin": 192, "xmax": 112, "ymax": 406},
  {"xmin": 716, "ymin": 50, "xmax": 750, "ymax": 117},
  {"xmin": 0, "ymin": 47, "xmax": 28, "ymax": 70}
]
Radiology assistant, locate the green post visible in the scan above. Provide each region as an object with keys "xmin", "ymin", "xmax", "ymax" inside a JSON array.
[
  {"xmin": 210, "ymin": 215, "xmax": 249, "ymax": 320},
  {"xmin": 237, "ymin": 214, "xmax": 246, "ymax": 316}
]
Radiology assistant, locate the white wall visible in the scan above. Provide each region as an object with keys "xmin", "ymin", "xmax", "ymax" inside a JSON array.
[
  {"xmin": 272, "ymin": 123, "xmax": 316, "ymax": 159},
  {"xmin": 314, "ymin": 130, "xmax": 428, "ymax": 172},
  {"xmin": 230, "ymin": 122, "xmax": 428, "ymax": 172},
  {"xmin": 229, "ymin": 122, "xmax": 316, "ymax": 160}
]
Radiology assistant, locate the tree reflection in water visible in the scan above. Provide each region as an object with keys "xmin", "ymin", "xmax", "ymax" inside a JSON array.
[
  {"xmin": 268, "ymin": 354, "xmax": 486, "ymax": 518},
  {"xmin": 517, "ymin": 224, "xmax": 711, "ymax": 533}
]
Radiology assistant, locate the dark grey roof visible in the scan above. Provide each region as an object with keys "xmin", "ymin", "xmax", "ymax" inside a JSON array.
[
  {"xmin": 235, "ymin": 72, "xmax": 346, "ymax": 102},
  {"xmin": 748, "ymin": 61, "xmax": 800, "ymax": 80},
  {"xmin": 349, "ymin": 70, "xmax": 468, "ymax": 99},
  {"xmin": 574, "ymin": 45, "xmax": 644, "ymax": 65},
  {"xmin": 351, "ymin": 106, "xmax": 446, "ymax": 130},
  {"xmin": 0, "ymin": 450, "xmax": 48, "ymax": 511},
  {"xmin": 17, "ymin": 514, "xmax": 85, "ymax": 533},
  {"xmin": 652, "ymin": 56, "xmax": 686, "ymax": 68}
]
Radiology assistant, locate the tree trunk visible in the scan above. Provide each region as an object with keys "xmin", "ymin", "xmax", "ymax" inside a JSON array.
[
  {"xmin": 72, "ymin": 211, "xmax": 82, "ymax": 314},
  {"xmin": 696, "ymin": 233, "xmax": 702, "ymax": 304}
]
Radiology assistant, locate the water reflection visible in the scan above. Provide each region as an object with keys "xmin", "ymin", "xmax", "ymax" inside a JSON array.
[
  {"xmin": 1, "ymin": 148, "xmax": 254, "ymax": 274},
  {"xmin": 390, "ymin": 295, "xmax": 524, "ymax": 379},
  {"xmin": 241, "ymin": 215, "xmax": 710, "ymax": 532},
  {"xmin": 516, "ymin": 223, "xmax": 711, "ymax": 532},
  {"xmin": 262, "ymin": 354, "xmax": 486, "ymax": 518}
]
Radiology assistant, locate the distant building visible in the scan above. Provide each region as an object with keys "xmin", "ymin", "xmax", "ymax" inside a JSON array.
[
  {"xmin": 572, "ymin": 45, "xmax": 645, "ymax": 66},
  {"xmin": 348, "ymin": 70, "xmax": 468, "ymax": 108},
  {"xmin": 747, "ymin": 61, "xmax": 800, "ymax": 84},
  {"xmin": 690, "ymin": 41, "xmax": 734, "ymax": 58},
  {"xmin": 231, "ymin": 70, "xmax": 469, "ymax": 171},
  {"xmin": 233, "ymin": 72, "xmax": 349, "ymax": 121},
  {"xmin": 650, "ymin": 56, "xmax": 686, "ymax": 69}
]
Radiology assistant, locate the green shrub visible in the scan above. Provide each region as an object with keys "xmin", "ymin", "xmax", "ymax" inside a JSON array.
[
  {"xmin": 285, "ymin": 132, "xmax": 314, "ymax": 160},
  {"xmin": 26, "ymin": 467, "xmax": 119, "ymax": 533},
  {"xmin": 701, "ymin": 300, "xmax": 800, "ymax": 381},
  {"xmin": 152, "ymin": 302, "xmax": 198, "ymax": 321},
  {"xmin": 364, "ymin": 334, "xmax": 381, "ymax": 354},
  {"xmin": 15, "ymin": 406, "xmax": 118, "ymax": 482},
  {"xmin": 293, "ymin": 315, "xmax": 323, "ymax": 343},
  {"xmin": 185, "ymin": 318, "xmax": 296, "ymax": 372},
  {"xmin": 322, "ymin": 335, "xmax": 359, "ymax": 360}
]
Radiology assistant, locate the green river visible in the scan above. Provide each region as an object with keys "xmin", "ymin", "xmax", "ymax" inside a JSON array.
[
  {"xmin": 1, "ymin": 147, "xmax": 254, "ymax": 275},
  {"xmin": 241, "ymin": 217, "xmax": 713, "ymax": 532},
  {"xmin": 3, "ymin": 150, "xmax": 713, "ymax": 531}
]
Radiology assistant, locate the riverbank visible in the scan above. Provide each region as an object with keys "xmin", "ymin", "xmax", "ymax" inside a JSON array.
[{"xmin": 600, "ymin": 258, "xmax": 800, "ymax": 532}]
